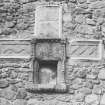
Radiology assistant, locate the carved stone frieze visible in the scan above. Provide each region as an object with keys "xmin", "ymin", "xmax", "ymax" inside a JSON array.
[
  {"xmin": 0, "ymin": 40, "xmax": 32, "ymax": 59},
  {"xmin": 35, "ymin": 42, "xmax": 65, "ymax": 60}
]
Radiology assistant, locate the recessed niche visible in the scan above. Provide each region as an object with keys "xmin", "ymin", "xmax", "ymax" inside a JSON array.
[
  {"xmin": 38, "ymin": 60, "xmax": 57, "ymax": 85},
  {"xmin": 34, "ymin": 5, "xmax": 62, "ymax": 38},
  {"xmin": 25, "ymin": 39, "xmax": 67, "ymax": 92}
]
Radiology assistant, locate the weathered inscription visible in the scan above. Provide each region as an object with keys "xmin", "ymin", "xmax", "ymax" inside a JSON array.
[{"xmin": 35, "ymin": 5, "xmax": 62, "ymax": 38}]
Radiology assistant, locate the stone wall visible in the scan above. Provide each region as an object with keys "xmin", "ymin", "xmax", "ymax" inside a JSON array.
[{"xmin": 0, "ymin": 0, "xmax": 105, "ymax": 105}]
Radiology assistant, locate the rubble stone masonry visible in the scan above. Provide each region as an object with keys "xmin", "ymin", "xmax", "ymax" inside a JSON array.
[{"xmin": 0, "ymin": 0, "xmax": 105, "ymax": 105}]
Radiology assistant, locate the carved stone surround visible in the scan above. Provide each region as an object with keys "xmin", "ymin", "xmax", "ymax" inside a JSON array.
[{"xmin": 26, "ymin": 39, "xmax": 67, "ymax": 92}]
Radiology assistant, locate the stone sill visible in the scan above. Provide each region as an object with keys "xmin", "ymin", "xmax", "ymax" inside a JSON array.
[{"xmin": 25, "ymin": 83, "xmax": 67, "ymax": 93}]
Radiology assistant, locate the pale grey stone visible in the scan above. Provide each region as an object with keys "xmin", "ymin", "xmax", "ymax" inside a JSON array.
[
  {"xmin": 63, "ymin": 13, "xmax": 72, "ymax": 22},
  {"xmin": 87, "ymin": 0, "xmax": 98, "ymax": 3},
  {"xmin": 77, "ymin": 70, "xmax": 87, "ymax": 78},
  {"xmin": 98, "ymin": 69, "xmax": 105, "ymax": 80},
  {"xmin": 27, "ymin": 99, "xmax": 38, "ymax": 104},
  {"xmin": 74, "ymin": 93, "xmax": 85, "ymax": 102},
  {"xmin": 89, "ymin": 1, "xmax": 105, "ymax": 9},
  {"xmin": 8, "ymin": 79, "xmax": 20, "ymax": 84},
  {"xmin": 102, "ymin": 23, "xmax": 105, "ymax": 35},
  {"xmin": 86, "ymin": 19, "xmax": 96, "ymax": 26},
  {"xmin": 97, "ymin": 17, "xmax": 104, "ymax": 25},
  {"xmin": 2, "ymin": 87, "xmax": 16, "ymax": 100},
  {"xmin": 10, "ymin": 71, "xmax": 18, "ymax": 79},
  {"xmin": 93, "ymin": 85, "xmax": 103, "ymax": 95},
  {"xmin": 0, "ymin": 79, "xmax": 9, "ymax": 88},
  {"xmin": 69, "ymin": 0, "xmax": 77, "ymax": 3},
  {"xmin": 86, "ymin": 74, "xmax": 97, "ymax": 79},
  {"xmin": 85, "ymin": 94, "xmax": 99, "ymax": 105},
  {"xmin": 71, "ymin": 78, "xmax": 85, "ymax": 89},
  {"xmin": 13, "ymin": 99, "xmax": 27, "ymax": 105},
  {"xmin": 78, "ymin": 87, "xmax": 92, "ymax": 95},
  {"xmin": 78, "ymin": 0, "xmax": 87, "ymax": 3},
  {"xmin": 16, "ymin": 88, "xmax": 27, "ymax": 99},
  {"xmin": 85, "ymin": 81, "xmax": 93, "ymax": 89},
  {"xmin": 100, "ymin": 94, "xmax": 105, "ymax": 105},
  {"xmin": 92, "ymin": 79, "xmax": 100, "ymax": 84},
  {"xmin": 5, "ymin": 21, "xmax": 16, "ymax": 28},
  {"xmin": 78, "ymin": 3, "xmax": 88, "ymax": 9},
  {"xmin": 68, "ymin": 88, "xmax": 75, "ymax": 94},
  {"xmin": 76, "ymin": 24, "xmax": 95, "ymax": 35},
  {"xmin": 0, "ymin": 98, "xmax": 12, "ymax": 105}
]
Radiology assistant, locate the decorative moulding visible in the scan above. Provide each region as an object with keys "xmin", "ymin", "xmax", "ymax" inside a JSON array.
[
  {"xmin": 0, "ymin": 39, "xmax": 32, "ymax": 59},
  {"xmin": 34, "ymin": 5, "xmax": 63, "ymax": 39},
  {"xmin": 69, "ymin": 39, "xmax": 102, "ymax": 60},
  {"xmin": 26, "ymin": 39, "xmax": 67, "ymax": 92}
]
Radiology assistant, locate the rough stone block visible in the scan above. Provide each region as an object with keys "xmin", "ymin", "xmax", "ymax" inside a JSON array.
[
  {"xmin": 98, "ymin": 69, "xmax": 105, "ymax": 80},
  {"xmin": 85, "ymin": 94, "xmax": 99, "ymax": 105},
  {"xmin": 78, "ymin": 0, "xmax": 87, "ymax": 3},
  {"xmin": 100, "ymin": 94, "xmax": 105, "ymax": 105},
  {"xmin": 13, "ymin": 99, "xmax": 27, "ymax": 105},
  {"xmin": 16, "ymin": 88, "xmax": 27, "ymax": 99},
  {"xmin": 0, "ymin": 98, "xmax": 12, "ymax": 105},
  {"xmin": 0, "ymin": 79, "xmax": 9, "ymax": 88}
]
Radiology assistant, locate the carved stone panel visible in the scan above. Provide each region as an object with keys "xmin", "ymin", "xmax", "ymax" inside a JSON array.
[
  {"xmin": 35, "ymin": 5, "xmax": 62, "ymax": 38},
  {"xmin": 0, "ymin": 40, "xmax": 31, "ymax": 58},
  {"xmin": 69, "ymin": 40, "xmax": 102, "ymax": 60},
  {"xmin": 35, "ymin": 42, "xmax": 65, "ymax": 60},
  {"xmin": 26, "ymin": 39, "xmax": 67, "ymax": 92}
]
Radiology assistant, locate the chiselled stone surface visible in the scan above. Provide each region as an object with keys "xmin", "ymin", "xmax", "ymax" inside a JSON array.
[
  {"xmin": 100, "ymin": 94, "xmax": 105, "ymax": 105},
  {"xmin": 86, "ymin": 74, "xmax": 97, "ymax": 79},
  {"xmin": 78, "ymin": 87, "xmax": 92, "ymax": 95},
  {"xmin": 74, "ymin": 93, "xmax": 85, "ymax": 102},
  {"xmin": 89, "ymin": 1, "xmax": 105, "ymax": 9},
  {"xmin": 63, "ymin": 13, "xmax": 72, "ymax": 22},
  {"xmin": 0, "ymin": 79, "xmax": 9, "ymax": 88},
  {"xmin": 78, "ymin": 3, "xmax": 88, "ymax": 9},
  {"xmin": 16, "ymin": 88, "xmax": 27, "ymax": 99},
  {"xmin": 85, "ymin": 94, "xmax": 99, "ymax": 105},
  {"xmin": 75, "ymin": 14, "xmax": 86, "ymax": 24},
  {"xmin": 0, "ymin": 98, "xmax": 12, "ymax": 105},
  {"xmin": 9, "ymin": 71, "xmax": 18, "ymax": 79},
  {"xmin": 0, "ymin": 0, "xmax": 104, "ymax": 104},
  {"xmin": 78, "ymin": 0, "xmax": 87, "ymax": 3},
  {"xmin": 76, "ymin": 24, "xmax": 95, "ymax": 35},
  {"xmin": 102, "ymin": 23, "xmax": 105, "ymax": 36},
  {"xmin": 27, "ymin": 99, "xmax": 39, "ymax": 105},
  {"xmin": 98, "ymin": 69, "xmax": 105, "ymax": 80},
  {"xmin": 93, "ymin": 85, "xmax": 103, "ymax": 95},
  {"xmin": 2, "ymin": 87, "xmax": 16, "ymax": 100},
  {"xmin": 71, "ymin": 78, "xmax": 85, "ymax": 89},
  {"xmin": 13, "ymin": 99, "xmax": 27, "ymax": 105},
  {"xmin": 86, "ymin": 18, "xmax": 96, "ymax": 26}
]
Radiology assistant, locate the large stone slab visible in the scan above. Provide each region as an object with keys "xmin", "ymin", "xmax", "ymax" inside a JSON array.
[
  {"xmin": 69, "ymin": 40, "xmax": 102, "ymax": 60},
  {"xmin": 0, "ymin": 40, "xmax": 31, "ymax": 58},
  {"xmin": 35, "ymin": 5, "xmax": 62, "ymax": 38}
]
